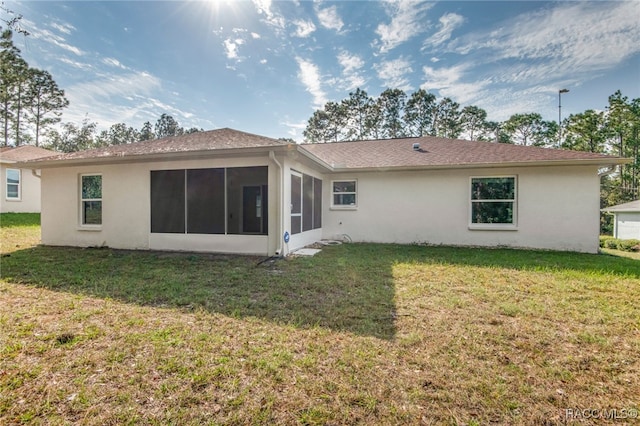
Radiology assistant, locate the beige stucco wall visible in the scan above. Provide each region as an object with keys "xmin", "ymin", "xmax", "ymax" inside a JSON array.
[
  {"xmin": 0, "ymin": 165, "xmax": 42, "ymax": 213},
  {"xmin": 40, "ymin": 155, "xmax": 281, "ymax": 255},
  {"xmin": 39, "ymin": 154, "xmax": 602, "ymax": 255},
  {"xmin": 321, "ymin": 165, "xmax": 601, "ymax": 253}
]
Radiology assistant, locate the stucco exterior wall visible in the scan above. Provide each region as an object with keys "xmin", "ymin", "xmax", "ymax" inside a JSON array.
[
  {"xmin": 1, "ymin": 165, "xmax": 42, "ymax": 213},
  {"xmin": 614, "ymin": 212, "xmax": 640, "ymax": 239},
  {"xmin": 321, "ymin": 165, "xmax": 601, "ymax": 253},
  {"xmin": 40, "ymin": 155, "xmax": 280, "ymax": 255}
]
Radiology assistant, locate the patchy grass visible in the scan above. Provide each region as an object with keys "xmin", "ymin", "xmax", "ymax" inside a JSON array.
[
  {"xmin": 1, "ymin": 214, "xmax": 639, "ymax": 425},
  {"xmin": 601, "ymin": 247, "xmax": 640, "ymax": 261},
  {"xmin": 0, "ymin": 213, "xmax": 40, "ymax": 254}
]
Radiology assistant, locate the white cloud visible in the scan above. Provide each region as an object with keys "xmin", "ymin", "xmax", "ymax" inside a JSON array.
[
  {"xmin": 421, "ymin": 64, "xmax": 489, "ymax": 105},
  {"xmin": 223, "ymin": 38, "xmax": 244, "ymax": 60},
  {"xmin": 58, "ymin": 57, "xmax": 93, "ymax": 71},
  {"xmin": 338, "ymin": 51, "xmax": 364, "ymax": 74},
  {"xmin": 63, "ymin": 71, "xmax": 164, "ymax": 128},
  {"xmin": 102, "ymin": 57, "xmax": 128, "ymax": 70},
  {"xmin": 375, "ymin": 1, "xmax": 433, "ymax": 53},
  {"xmin": 454, "ymin": 2, "xmax": 640, "ymax": 74},
  {"xmin": 423, "ymin": 13, "xmax": 465, "ymax": 48},
  {"xmin": 375, "ymin": 57, "xmax": 413, "ymax": 90},
  {"xmin": 50, "ymin": 22, "xmax": 75, "ymax": 35},
  {"xmin": 316, "ymin": 5, "xmax": 344, "ymax": 32},
  {"xmin": 292, "ymin": 19, "xmax": 316, "ymax": 38},
  {"xmin": 337, "ymin": 51, "xmax": 366, "ymax": 90},
  {"xmin": 251, "ymin": 32, "xmax": 261, "ymax": 39},
  {"xmin": 251, "ymin": 0, "xmax": 285, "ymax": 30},
  {"xmin": 296, "ymin": 57, "xmax": 327, "ymax": 108}
]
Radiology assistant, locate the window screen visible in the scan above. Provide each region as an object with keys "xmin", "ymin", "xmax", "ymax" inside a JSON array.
[
  {"xmin": 313, "ymin": 177, "xmax": 322, "ymax": 229},
  {"xmin": 303, "ymin": 174, "xmax": 314, "ymax": 232},
  {"xmin": 291, "ymin": 174, "xmax": 302, "ymax": 235},
  {"xmin": 187, "ymin": 168, "xmax": 225, "ymax": 234},
  {"xmin": 151, "ymin": 170, "xmax": 185, "ymax": 233}
]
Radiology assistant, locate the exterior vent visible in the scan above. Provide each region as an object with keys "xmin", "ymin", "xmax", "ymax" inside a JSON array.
[{"xmin": 412, "ymin": 143, "xmax": 420, "ymax": 151}]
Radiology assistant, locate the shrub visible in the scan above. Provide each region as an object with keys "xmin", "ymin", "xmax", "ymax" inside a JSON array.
[
  {"xmin": 616, "ymin": 239, "xmax": 640, "ymax": 252},
  {"xmin": 600, "ymin": 237, "xmax": 640, "ymax": 252},
  {"xmin": 600, "ymin": 236, "xmax": 615, "ymax": 248}
]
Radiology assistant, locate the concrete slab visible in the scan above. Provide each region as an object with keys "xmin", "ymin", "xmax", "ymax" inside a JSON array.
[{"xmin": 293, "ymin": 248, "xmax": 322, "ymax": 256}]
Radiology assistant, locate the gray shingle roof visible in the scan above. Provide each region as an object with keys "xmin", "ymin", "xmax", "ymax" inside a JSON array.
[
  {"xmin": 0, "ymin": 145, "xmax": 56, "ymax": 163},
  {"xmin": 601, "ymin": 200, "xmax": 640, "ymax": 212},
  {"xmin": 24, "ymin": 128, "xmax": 288, "ymax": 165},
  {"xmin": 301, "ymin": 136, "xmax": 625, "ymax": 170},
  {"xmin": 17, "ymin": 128, "xmax": 628, "ymax": 170}
]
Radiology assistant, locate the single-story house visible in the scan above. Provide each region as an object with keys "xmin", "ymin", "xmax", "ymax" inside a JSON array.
[
  {"xmin": 18, "ymin": 128, "xmax": 629, "ymax": 254},
  {"xmin": 1, "ymin": 145, "xmax": 56, "ymax": 213},
  {"xmin": 601, "ymin": 200, "xmax": 640, "ymax": 239}
]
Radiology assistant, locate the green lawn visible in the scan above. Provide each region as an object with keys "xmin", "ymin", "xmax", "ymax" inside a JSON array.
[{"xmin": 1, "ymin": 214, "xmax": 639, "ymax": 425}]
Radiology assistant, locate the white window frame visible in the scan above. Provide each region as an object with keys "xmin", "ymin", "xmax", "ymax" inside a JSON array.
[
  {"xmin": 5, "ymin": 168, "xmax": 21, "ymax": 201},
  {"xmin": 331, "ymin": 179, "xmax": 357, "ymax": 209},
  {"xmin": 469, "ymin": 175, "xmax": 517, "ymax": 230},
  {"xmin": 79, "ymin": 173, "xmax": 102, "ymax": 229}
]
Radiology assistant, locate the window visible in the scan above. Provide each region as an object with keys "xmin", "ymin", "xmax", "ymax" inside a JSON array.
[
  {"xmin": 332, "ymin": 180, "xmax": 356, "ymax": 208},
  {"xmin": 470, "ymin": 177, "xmax": 516, "ymax": 227},
  {"xmin": 6, "ymin": 168, "xmax": 20, "ymax": 200},
  {"xmin": 291, "ymin": 171, "xmax": 322, "ymax": 235},
  {"xmin": 81, "ymin": 174, "xmax": 102, "ymax": 226}
]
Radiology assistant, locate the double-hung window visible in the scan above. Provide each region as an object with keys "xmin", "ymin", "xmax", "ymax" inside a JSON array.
[
  {"xmin": 332, "ymin": 180, "xmax": 357, "ymax": 208},
  {"xmin": 6, "ymin": 168, "xmax": 20, "ymax": 200},
  {"xmin": 470, "ymin": 176, "xmax": 516, "ymax": 228},
  {"xmin": 81, "ymin": 174, "xmax": 102, "ymax": 226}
]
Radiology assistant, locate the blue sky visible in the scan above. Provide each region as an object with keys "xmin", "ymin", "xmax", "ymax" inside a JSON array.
[{"xmin": 5, "ymin": 0, "xmax": 640, "ymax": 141}]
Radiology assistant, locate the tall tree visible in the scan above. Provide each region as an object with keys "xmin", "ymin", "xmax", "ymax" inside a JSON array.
[
  {"xmin": 433, "ymin": 97, "xmax": 462, "ymax": 139},
  {"xmin": 562, "ymin": 110, "xmax": 608, "ymax": 153},
  {"xmin": 503, "ymin": 113, "xmax": 556, "ymax": 146},
  {"xmin": 95, "ymin": 122, "xmax": 139, "ymax": 147},
  {"xmin": 341, "ymin": 88, "xmax": 372, "ymax": 141},
  {"xmin": 303, "ymin": 109, "xmax": 331, "ymax": 143},
  {"xmin": 0, "ymin": 29, "xmax": 25, "ymax": 146},
  {"xmin": 378, "ymin": 88, "xmax": 406, "ymax": 139},
  {"xmin": 45, "ymin": 118, "xmax": 97, "ymax": 153},
  {"xmin": 323, "ymin": 101, "xmax": 347, "ymax": 142},
  {"xmin": 460, "ymin": 105, "xmax": 488, "ymax": 141},
  {"xmin": 26, "ymin": 69, "xmax": 68, "ymax": 146},
  {"xmin": 403, "ymin": 89, "xmax": 436, "ymax": 137},
  {"xmin": 139, "ymin": 121, "xmax": 154, "ymax": 141},
  {"xmin": 155, "ymin": 113, "xmax": 183, "ymax": 138}
]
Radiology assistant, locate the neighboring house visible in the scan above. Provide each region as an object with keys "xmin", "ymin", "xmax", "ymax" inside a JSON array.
[
  {"xmin": 601, "ymin": 200, "xmax": 640, "ymax": 239},
  {"xmin": 18, "ymin": 128, "xmax": 629, "ymax": 254},
  {"xmin": 1, "ymin": 145, "xmax": 56, "ymax": 213}
]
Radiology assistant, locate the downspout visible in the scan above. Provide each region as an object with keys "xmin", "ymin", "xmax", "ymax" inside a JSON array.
[
  {"xmin": 269, "ymin": 151, "xmax": 285, "ymax": 256},
  {"xmin": 31, "ymin": 169, "xmax": 41, "ymax": 178}
]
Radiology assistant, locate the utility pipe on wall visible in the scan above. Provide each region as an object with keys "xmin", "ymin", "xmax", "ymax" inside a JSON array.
[{"xmin": 269, "ymin": 151, "xmax": 285, "ymax": 256}]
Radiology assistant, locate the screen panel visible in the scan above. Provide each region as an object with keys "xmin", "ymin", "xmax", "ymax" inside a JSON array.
[
  {"xmin": 187, "ymin": 168, "xmax": 225, "ymax": 234},
  {"xmin": 151, "ymin": 170, "xmax": 185, "ymax": 233}
]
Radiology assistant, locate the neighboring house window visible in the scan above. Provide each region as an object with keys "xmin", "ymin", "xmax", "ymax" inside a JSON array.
[
  {"xmin": 332, "ymin": 180, "xmax": 356, "ymax": 208},
  {"xmin": 81, "ymin": 174, "xmax": 102, "ymax": 226},
  {"xmin": 6, "ymin": 168, "xmax": 20, "ymax": 200},
  {"xmin": 470, "ymin": 177, "xmax": 516, "ymax": 227}
]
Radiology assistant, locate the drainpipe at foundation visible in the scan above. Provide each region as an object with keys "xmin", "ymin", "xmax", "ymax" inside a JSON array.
[{"xmin": 269, "ymin": 151, "xmax": 285, "ymax": 257}]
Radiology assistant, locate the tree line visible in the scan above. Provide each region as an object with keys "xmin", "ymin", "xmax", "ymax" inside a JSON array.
[
  {"xmin": 45, "ymin": 114, "xmax": 203, "ymax": 153},
  {"xmin": 1, "ymin": 29, "xmax": 68, "ymax": 146},
  {"xmin": 303, "ymin": 88, "xmax": 640, "ymax": 207}
]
